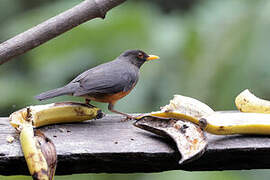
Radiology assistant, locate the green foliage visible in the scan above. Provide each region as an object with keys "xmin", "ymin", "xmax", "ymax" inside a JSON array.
[
  {"xmin": 2, "ymin": 170, "xmax": 270, "ymax": 180},
  {"xmin": 1, "ymin": 0, "xmax": 270, "ymax": 179}
]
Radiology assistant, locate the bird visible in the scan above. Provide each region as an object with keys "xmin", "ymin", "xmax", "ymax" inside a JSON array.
[{"xmin": 35, "ymin": 49, "xmax": 160, "ymax": 119}]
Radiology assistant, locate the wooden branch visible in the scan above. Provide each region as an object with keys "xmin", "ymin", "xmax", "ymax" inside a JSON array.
[
  {"xmin": 0, "ymin": 0, "xmax": 126, "ymax": 65},
  {"xmin": 1, "ymin": 114, "xmax": 270, "ymax": 175}
]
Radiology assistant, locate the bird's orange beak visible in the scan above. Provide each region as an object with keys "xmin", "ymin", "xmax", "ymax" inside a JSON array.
[{"xmin": 146, "ymin": 55, "xmax": 160, "ymax": 61}]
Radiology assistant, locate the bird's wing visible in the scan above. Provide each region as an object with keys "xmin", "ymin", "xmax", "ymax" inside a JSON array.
[
  {"xmin": 71, "ymin": 62, "xmax": 110, "ymax": 83},
  {"xmin": 72, "ymin": 62, "xmax": 138, "ymax": 96}
]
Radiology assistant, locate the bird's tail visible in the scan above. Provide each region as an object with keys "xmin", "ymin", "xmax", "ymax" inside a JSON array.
[{"xmin": 35, "ymin": 86, "xmax": 72, "ymax": 101}]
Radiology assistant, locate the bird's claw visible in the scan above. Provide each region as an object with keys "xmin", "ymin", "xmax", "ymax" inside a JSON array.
[{"xmin": 121, "ymin": 115, "xmax": 135, "ymax": 122}]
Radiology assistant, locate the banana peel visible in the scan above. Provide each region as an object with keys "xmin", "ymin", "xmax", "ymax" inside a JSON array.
[
  {"xmin": 137, "ymin": 93, "xmax": 270, "ymax": 135},
  {"xmin": 136, "ymin": 94, "xmax": 214, "ymax": 125},
  {"xmin": 195, "ymin": 89, "xmax": 270, "ymax": 135},
  {"xmin": 200, "ymin": 111, "xmax": 270, "ymax": 135},
  {"xmin": 20, "ymin": 125, "xmax": 56, "ymax": 180},
  {"xmin": 135, "ymin": 95, "xmax": 212, "ymax": 163},
  {"xmin": 9, "ymin": 102, "xmax": 103, "ymax": 180},
  {"xmin": 134, "ymin": 92, "xmax": 270, "ymax": 163},
  {"xmin": 203, "ymin": 90, "xmax": 270, "ymax": 135},
  {"xmin": 134, "ymin": 116, "xmax": 207, "ymax": 164},
  {"xmin": 35, "ymin": 130, "xmax": 57, "ymax": 180},
  {"xmin": 10, "ymin": 102, "xmax": 103, "ymax": 130}
]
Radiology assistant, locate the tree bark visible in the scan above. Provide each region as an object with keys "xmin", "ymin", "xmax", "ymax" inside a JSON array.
[{"xmin": 0, "ymin": 0, "xmax": 126, "ymax": 65}]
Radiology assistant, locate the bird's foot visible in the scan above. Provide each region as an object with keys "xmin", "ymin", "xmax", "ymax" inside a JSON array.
[
  {"xmin": 84, "ymin": 99, "xmax": 96, "ymax": 108},
  {"xmin": 133, "ymin": 113, "xmax": 146, "ymax": 119},
  {"xmin": 121, "ymin": 115, "xmax": 135, "ymax": 122},
  {"xmin": 84, "ymin": 103, "xmax": 95, "ymax": 108},
  {"xmin": 85, "ymin": 99, "xmax": 91, "ymax": 105}
]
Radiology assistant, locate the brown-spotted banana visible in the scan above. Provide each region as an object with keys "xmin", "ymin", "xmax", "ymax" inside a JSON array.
[
  {"xmin": 10, "ymin": 102, "xmax": 103, "ymax": 130},
  {"xmin": 137, "ymin": 94, "xmax": 214, "ymax": 125},
  {"xmin": 235, "ymin": 89, "xmax": 270, "ymax": 113},
  {"xmin": 20, "ymin": 125, "xmax": 56, "ymax": 180},
  {"xmin": 10, "ymin": 102, "xmax": 103, "ymax": 180}
]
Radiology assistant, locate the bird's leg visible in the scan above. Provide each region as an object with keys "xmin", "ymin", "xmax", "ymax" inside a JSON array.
[
  {"xmin": 108, "ymin": 103, "xmax": 134, "ymax": 121},
  {"xmin": 85, "ymin": 98, "xmax": 91, "ymax": 105},
  {"xmin": 84, "ymin": 98, "xmax": 95, "ymax": 108}
]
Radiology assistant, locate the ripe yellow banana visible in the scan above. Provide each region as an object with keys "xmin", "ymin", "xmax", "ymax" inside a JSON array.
[
  {"xmin": 20, "ymin": 125, "xmax": 56, "ymax": 180},
  {"xmin": 9, "ymin": 102, "xmax": 103, "ymax": 180},
  {"xmin": 200, "ymin": 111, "xmax": 270, "ymax": 135},
  {"xmin": 10, "ymin": 102, "xmax": 103, "ymax": 130},
  {"xmin": 137, "ymin": 94, "xmax": 214, "ymax": 125},
  {"xmin": 235, "ymin": 89, "xmax": 270, "ymax": 113}
]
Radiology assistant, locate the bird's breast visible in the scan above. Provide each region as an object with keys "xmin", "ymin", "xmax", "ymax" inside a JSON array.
[{"xmin": 85, "ymin": 89, "xmax": 133, "ymax": 103}]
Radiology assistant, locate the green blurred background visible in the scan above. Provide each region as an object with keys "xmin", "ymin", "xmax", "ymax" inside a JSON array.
[{"xmin": 1, "ymin": 0, "xmax": 270, "ymax": 179}]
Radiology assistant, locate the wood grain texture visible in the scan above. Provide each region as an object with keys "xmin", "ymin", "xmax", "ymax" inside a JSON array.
[{"xmin": 1, "ymin": 114, "xmax": 270, "ymax": 175}]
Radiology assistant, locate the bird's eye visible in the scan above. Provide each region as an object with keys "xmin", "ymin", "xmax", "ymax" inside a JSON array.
[{"xmin": 137, "ymin": 53, "xmax": 144, "ymax": 59}]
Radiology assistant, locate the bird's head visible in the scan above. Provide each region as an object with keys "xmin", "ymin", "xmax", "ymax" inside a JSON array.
[{"xmin": 119, "ymin": 49, "xmax": 160, "ymax": 68}]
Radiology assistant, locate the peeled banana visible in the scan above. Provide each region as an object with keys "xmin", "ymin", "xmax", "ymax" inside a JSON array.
[
  {"xmin": 9, "ymin": 102, "xmax": 103, "ymax": 180},
  {"xmin": 235, "ymin": 89, "xmax": 270, "ymax": 113},
  {"xmin": 137, "ymin": 94, "xmax": 214, "ymax": 125}
]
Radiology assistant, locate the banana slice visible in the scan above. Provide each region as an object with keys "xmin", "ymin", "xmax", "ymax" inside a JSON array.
[
  {"xmin": 235, "ymin": 89, "xmax": 270, "ymax": 113},
  {"xmin": 20, "ymin": 125, "xmax": 56, "ymax": 180},
  {"xmin": 10, "ymin": 102, "xmax": 103, "ymax": 130},
  {"xmin": 138, "ymin": 95, "xmax": 214, "ymax": 125},
  {"xmin": 200, "ymin": 111, "xmax": 270, "ymax": 135}
]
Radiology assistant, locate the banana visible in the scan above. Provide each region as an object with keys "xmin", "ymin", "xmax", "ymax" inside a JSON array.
[
  {"xmin": 137, "ymin": 95, "xmax": 214, "ymax": 125},
  {"xmin": 200, "ymin": 111, "xmax": 270, "ymax": 135},
  {"xmin": 137, "ymin": 93, "xmax": 270, "ymax": 135},
  {"xmin": 10, "ymin": 102, "xmax": 103, "ymax": 180},
  {"xmin": 10, "ymin": 102, "xmax": 103, "ymax": 130},
  {"xmin": 235, "ymin": 89, "xmax": 270, "ymax": 113},
  {"xmin": 20, "ymin": 125, "xmax": 56, "ymax": 180},
  {"xmin": 134, "ymin": 95, "xmax": 211, "ymax": 163}
]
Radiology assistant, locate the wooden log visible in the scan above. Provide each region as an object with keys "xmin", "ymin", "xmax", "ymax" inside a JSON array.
[{"xmin": 1, "ymin": 114, "xmax": 270, "ymax": 175}]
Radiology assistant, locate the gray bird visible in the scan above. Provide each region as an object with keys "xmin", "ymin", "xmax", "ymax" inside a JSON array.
[{"xmin": 35, "ymin": 49, "xmax": 159, "ymax": 119}]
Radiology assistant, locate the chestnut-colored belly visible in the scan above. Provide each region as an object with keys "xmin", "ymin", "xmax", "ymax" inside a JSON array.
[{"xmin": 86, "ymin": 90, "xmax": 132, "ymax": 103}]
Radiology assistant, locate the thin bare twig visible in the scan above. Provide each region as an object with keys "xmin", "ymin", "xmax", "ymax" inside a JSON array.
[{"xmin": 0, "ymin": 0, "xmax": 126, "ymax": 65}]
